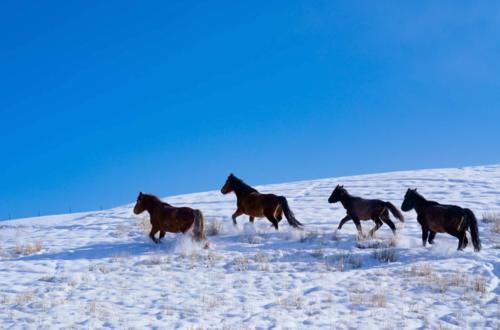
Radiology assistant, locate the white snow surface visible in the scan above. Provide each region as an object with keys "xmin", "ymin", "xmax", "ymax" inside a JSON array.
[{"xmin": 0, "ymin": 165, "xmax": 499, "ymax": 329}]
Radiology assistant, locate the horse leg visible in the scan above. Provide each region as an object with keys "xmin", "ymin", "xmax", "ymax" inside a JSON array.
[
  {"xmin": 264, "ymin": 211, "xmax": 279, "ymax": 230},
  {"xmin": 421, "ymin": 228, "xmax": 429, "ymax": 247},
  {"xmin": 249, "ymin": 216, "xmax": 255, "ymax": 223},
  {"xmin": 380, "ymin": 214, "xmax": 396, "ymax": 235},
  {"xmin": 232, "ymin": 209, "xmax": 243, "ymax": 226},
  {"xmin": 266, "ymin": 216, "xmax": 279, "ymax": 230},
  {"xmin": 456, "ymin": 230, "xmax": 469, "ymax": 250},
  {"xmin": 369, "ymin": 218, "xmax": 383, "ymax": 237},
  {"xmin": 159, "ymin": 231, "xmax": 166, "ymax": 242},
  {"xmin": 462, "ymin": 233, "xmax": 469, "ymax": 249},
  {"xmin": 457, "ymin": 232, "xmax": 465, "ymax": 251},
  {"xmin": 337, "ymin": 215, "xmax": 352, "ymax": 230},
  {"xmin": 149, "ymin": 227, "xmax": 160, "ymax": 244},
  {"xmin": 428, "ymin": 231, "xmax": 436, "ymax": 244},
  {"xmin": 272, "ymin": 204, "xmax": 283, "ymax": 223},
  {"xmin": 352, "ymin": 217, "xmax": 364, "ymax": 238}
]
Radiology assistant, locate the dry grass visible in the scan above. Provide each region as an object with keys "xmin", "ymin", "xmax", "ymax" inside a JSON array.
[
  {"xmin": 14, "ymin": 290, "xmax": 36, "ymax": 305},
  {"xmin": 483, "ymin": 212, "xmax": 500, "ymax": 234},
  {"xmin": 356, "ymin": 236, "xmax": 398, "ymax": 249},
  {"xmin": 202, "ymin": 295, "xmax": 225, "ymax": 311},
  {"xmin": 406, "ymin": 265, "xmax": 488, "ymax": 296},
  {"xmin": 254, "ymin": 252, "xmax": 270, "ymax": 271},
  {"xmin": 299, "ymin": 230, "xmax": 320, "ymax": 243},
  {"xmin": 372, "ymin": 248, "xmax": 397, "ymax": 263},
  {"xmin": 15, "ymin": 240, "xmax": 43, "ymax": 255},
  {"xmin": 87, "ymin": 300, "xmax": 111, "ymax": 320},
  {"xmin": 277, "ymin": 293, "xmax": 303, "ymax": 311},
  {"xmin": 206, "ymin": 219, "xmax": 224, "ymax": 236},
  {"xmin": 328, "ymin": 252, "xmax": 363, "ymax": 271},
  {"xmin": 136, "ymin": 215, "xmax": 151, "ymax": 234},
  {"xmin": 142, "ymin": 254, "xmax": 167, "ymax": 265},
  {"xmin": 310, "ymin": 248, "xmax": 325, "ymax": 259},
  {"xmin": 482, "ymin": 211, "xmax": 500, "ymax": 224},
  {"xmin": 255, "ymin": 251, "xmax": 269, "ymax": 263},
  {"xmin": 114, "ymin": 223, "xmax": 130, "ymax": 238},
  {"xmin": 349, "ymin": 287, "xmax": 387, "ymax": 308},
  {"xmin": 110, "ymin": 252, "xmax": 129, "ymax": 264},
  {"xmin": 0, "ymin": 246, "xmax": 10, "ymax": 259},
  {"xmin": 207, "ymin": 251, "xmax": 223, "ymax": 266},
  {"xmin": 240, "ymin": 233, "xmax": 261, "ymax": 244},
  {"xmin": 406, "ymin": 263, "xmax": 433, "ymax": 277},
  {"xmin": 233, "ymin": 256, "xmax": 249, "ymax": 271}
]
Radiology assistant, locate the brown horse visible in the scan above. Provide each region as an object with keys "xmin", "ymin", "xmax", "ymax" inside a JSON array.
[
  {"xmin": 328, "ymin": 185, "xmax": 404, "ymax": 237},
  {"xmin": 401, "ymin": 188, "xmax": 481, "ymax": 252},
  {"xmin": 133, "ymin": 192, "xmax": 206, "ymax": 244},
  {"xmin": 220, "ymin": 174, "xmax": 303, "ymax": 229}
]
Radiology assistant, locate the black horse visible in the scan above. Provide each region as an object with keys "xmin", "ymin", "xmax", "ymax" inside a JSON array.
[
  {"xmin": 220, "ymin": 174, "xmax": 303, "ymax": 229},
  {"xmin": 401, "ymin": 189, "xmax": 481, "ymax": 252},
  {"xmin": 328, "ymin": 185, "xmax": 404, "ymax": 237}
]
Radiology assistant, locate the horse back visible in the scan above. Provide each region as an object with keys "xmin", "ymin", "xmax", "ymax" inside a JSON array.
[
  {"xmin": 348, "ymin": 197, "xmax": 386, "ymax": 220},
  {"xmin": 422, "ymin": 203, "xmax": 466, "ymax": 233},
  {"xmin": 158, "ymin": 205, "xmax": 196, "ymax": 233},
  {"xmin": 239, "ymin": 191, "xmax": 281, "ymax": 217}
]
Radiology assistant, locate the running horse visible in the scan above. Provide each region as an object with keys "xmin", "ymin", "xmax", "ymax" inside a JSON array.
[
  {"xmin": 328, "ymin": 185, "xmax": 404, "ymax": 237},
  {"xmin": 220, "ymin": 174, "xmax": 303, "ymax": 229},
  {"xmin": 133, "ymin": 192, "xmax": 206, "ymax": 244},
  {"xmin": 401, "ymin": 188, "xmax": 481, "ymax": 251}
]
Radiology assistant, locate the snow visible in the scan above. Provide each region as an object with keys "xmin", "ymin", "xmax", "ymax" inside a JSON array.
[{"xmin": 0, "ymin": 165, "xmax": 499, "ymax": 329}]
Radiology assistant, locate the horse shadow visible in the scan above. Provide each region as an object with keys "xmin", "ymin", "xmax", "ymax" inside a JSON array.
[{"xmin": 18, "ymin": 240, "xmax": 159, "ymax": 261}]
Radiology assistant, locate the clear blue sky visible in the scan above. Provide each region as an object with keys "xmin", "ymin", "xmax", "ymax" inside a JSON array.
[{"xmin": 1, "ymin": 1, "xmax": 499, "ymax": 219}]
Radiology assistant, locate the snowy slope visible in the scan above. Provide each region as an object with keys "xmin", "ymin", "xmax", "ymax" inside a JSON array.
[{"xmin": 0, "ymin": 165, "xmax": 499, "ymax": 329}]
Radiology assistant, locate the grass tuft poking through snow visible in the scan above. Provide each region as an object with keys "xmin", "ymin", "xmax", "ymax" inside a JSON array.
[
  {"xmin": 173, "ymin": 235, "xmax": 204, "ymax": 256},
  {"xmin": 482, "ymin": 211, "xmax": 500, "ymax": 234},
  {"xmin": 15, "ymin": 240, "xmax": 43, "ymax": 255},
  {"xmin": 372, "ymin": 248, "xmax": 397, "ymax": 263},
  {"xmin": 206, "ymin": 218, "xmax": 224, "ymax": 236}
]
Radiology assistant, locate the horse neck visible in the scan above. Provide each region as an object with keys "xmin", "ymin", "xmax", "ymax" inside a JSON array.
[
  {"xmin": 412, "ymin": 194, "xmax": 429, "ymax": 213},
  {"xmin": 339, "ymin": 193, "xmax": 354, "ymax": 209},
  {"xmin": 232, "ymin": 182, "xmax": 257, "ymax": 199},
  {"xmin": 142, "ymin": 197, "xmax": 162, "ymax": 215}
]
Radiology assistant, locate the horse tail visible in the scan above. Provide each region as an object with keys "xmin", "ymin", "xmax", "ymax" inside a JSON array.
[
  {"xmin": 193, "ymin": 209, "xmax": 206, "ymax": 242},
  {"xmin": 384, "ymin": 202, "xmax": 405, "ymax": 222},
  {"xmin": 279, "ymin": 196, "xmax": 303, "ymax": 228},
  {"xmin": 464, "ymin": 208, "xmax": 481, "ymax": 252}
]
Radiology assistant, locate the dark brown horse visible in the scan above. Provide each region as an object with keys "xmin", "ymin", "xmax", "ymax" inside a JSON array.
[
  {"xmin": 328, "ymin": 185, "xmax": 404, "ymax": 237},
  {"xmin": 220, "ymin": 174, "xmax": 303, "ymax": 229},
  {"xmin": 133, "ymin": 192, "xmax": 206, "ymax": 244},
  {"xmin": 401, "ymin": 189, "xmax": 481, "ymax": 252}
]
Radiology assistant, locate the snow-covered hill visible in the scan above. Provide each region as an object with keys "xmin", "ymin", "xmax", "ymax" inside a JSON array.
[{"xmin": 0, "ymin": 165, "xmax": 499, "ymax": 329}]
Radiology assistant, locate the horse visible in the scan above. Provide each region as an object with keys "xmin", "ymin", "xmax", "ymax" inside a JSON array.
[
  {"xmin": 328, "ymin": 185, "xmax": 404, "ymax": 237},
  {"xmin": 220, "ymin": 173, "xmax": 303, "ymax": 229},
  {"xmin": 133, "ymin": 192, "xmax": 207, "ymax": 244},
  {"xmin": 401, "ymin": 188, "xmax": 481, "ymax": 252}
]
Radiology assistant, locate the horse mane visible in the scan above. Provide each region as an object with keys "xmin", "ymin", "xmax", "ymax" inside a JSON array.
[
  {"xmin": 410, "ymin": 190, "xmax": 433, "ymax": 204},
  {"xmin": 338, "ymin": 186, "xmax": 359, "ymax": 199},
  {"xmin": 141, "ymin": 193, "xmax": 172, "ymax": 206},
  {"xmin": 230, "ymin": 175, "xmax": 258, "ymax": 193}
]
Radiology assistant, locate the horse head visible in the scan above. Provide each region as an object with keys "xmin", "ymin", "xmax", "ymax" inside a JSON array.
[
  {"xmin": 133, "ymin": 192, "xmax": 146, "ymax": 214},
  {"xmin": 220, "ymin": 173, "xmax": 236, "ymax": 194},
  {"xmin": 401, "ymin": 188, "xmax": 417, "ymax": 211},
  {"xmin": 328, "ymin": 184, "xmax": 346, "ymax": 203}
]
